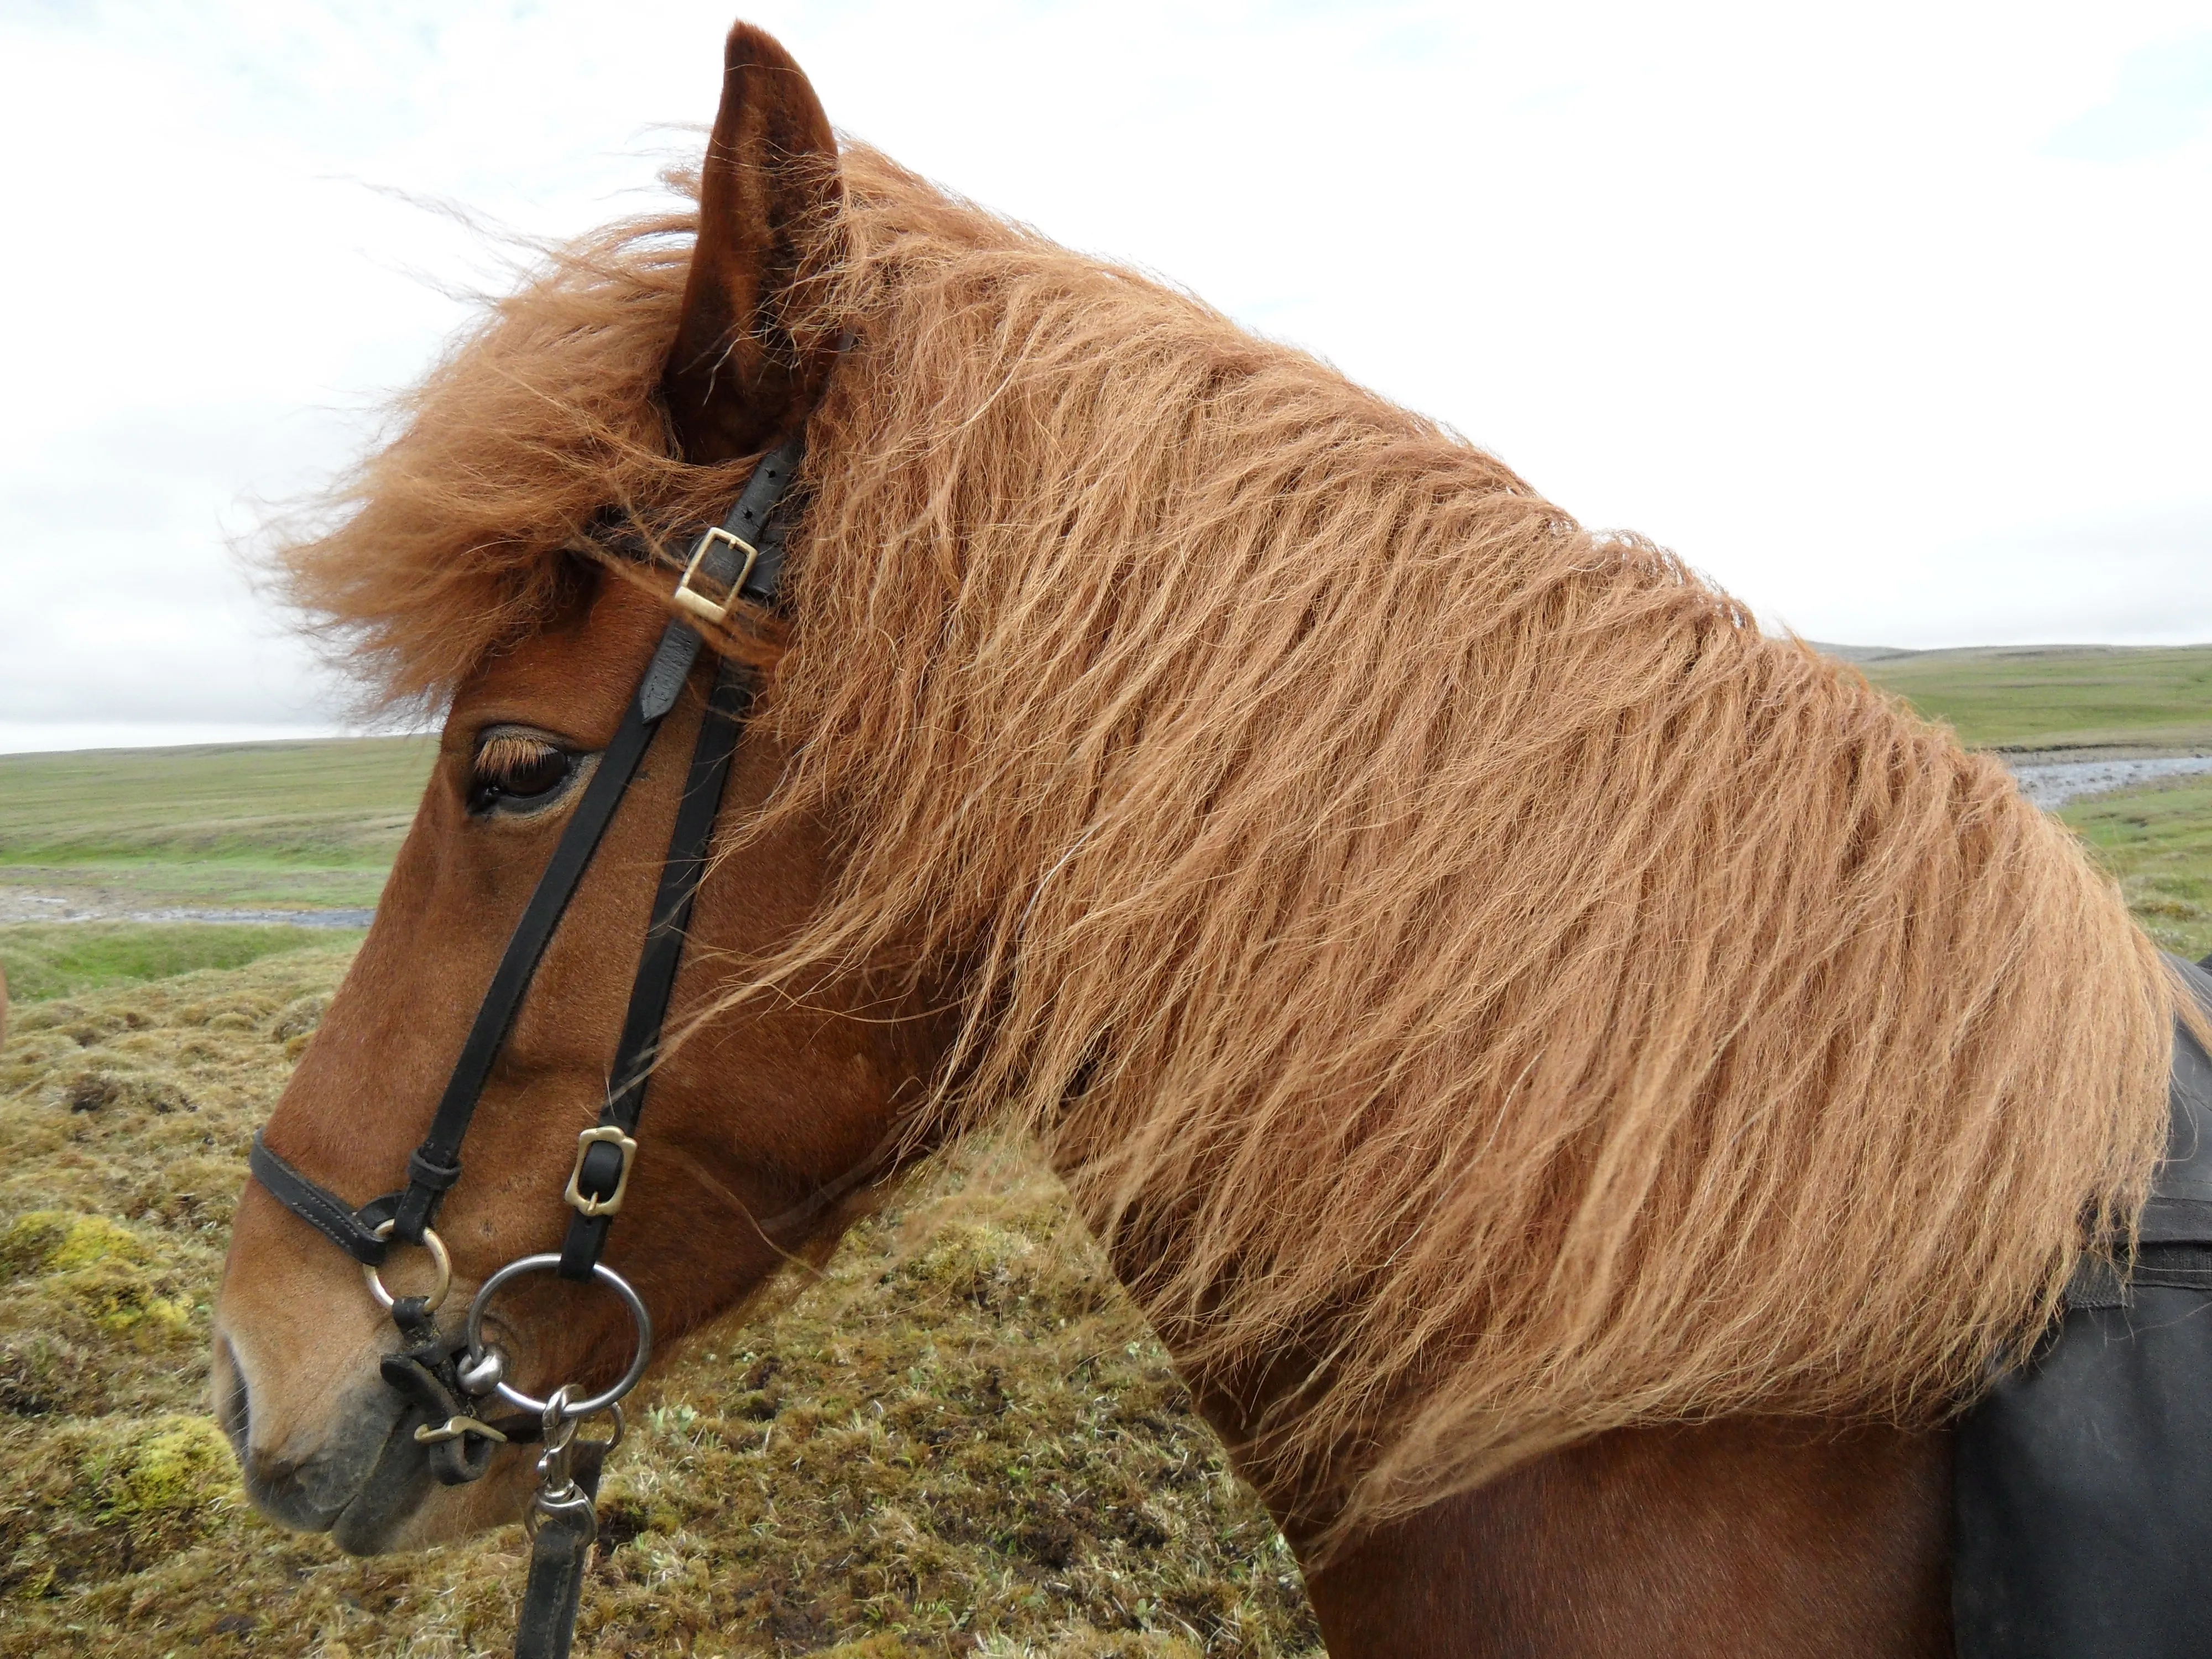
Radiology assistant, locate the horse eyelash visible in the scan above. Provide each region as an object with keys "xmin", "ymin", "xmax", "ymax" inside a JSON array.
[{"xmin": 474, "ymin": 733, "xmax": 559, "ymax": 784}]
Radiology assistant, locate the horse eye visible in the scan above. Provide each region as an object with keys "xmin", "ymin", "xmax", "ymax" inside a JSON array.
[{"xmin": 468, "ymin": 733, "xmax": 581, "ymax": 816}]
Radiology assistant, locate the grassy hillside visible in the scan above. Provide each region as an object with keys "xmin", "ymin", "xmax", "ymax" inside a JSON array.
[
  {"xmin": 0, "ymin": 737, "xmax": 435, "ymax": 910},
  {"xmin": 1844, "ymin": 643, "xmax": 2212, "ymax": 753},
  {"xmin": 2060, "ymin": 778, "xmax": 2212, "ymax": 961},
  {"xmin": 0, "ymin": 952, "xmax": 1318, "ymax": 1658}
]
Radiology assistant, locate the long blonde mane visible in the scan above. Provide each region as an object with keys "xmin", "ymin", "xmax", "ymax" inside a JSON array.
[{"xmin": 279, "ymin": 145, "xmax": 2179, "ymax": 1544}]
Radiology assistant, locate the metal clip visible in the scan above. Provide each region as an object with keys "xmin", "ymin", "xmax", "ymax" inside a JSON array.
[
  {"xmin": 521, "ymin": 1386, "xmax": 623, "ymax": 1544},
  {"xmin": 672, "ymin": 526, "xmax": 758, "ymax": 625},
  {"xmin": 564, "ymin": 1126, "xmax": 639, "ymax": 1218}
]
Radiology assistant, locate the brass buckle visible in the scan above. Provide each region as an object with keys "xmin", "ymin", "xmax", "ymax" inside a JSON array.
[
  {"xmin": 672, "ymin": 526, "xmax": 758, "ymax": 625},
  {"xmin": 414, "ymin": 1413, "xmax": 509, "ymax": 1446},
  {"xmin": 564, "ymin": 1126, "xmax": 639, "ymax": 1218},
  {"xmin": 362, "ymin": 1220, "xmax": 451, "ymax": 1313}
]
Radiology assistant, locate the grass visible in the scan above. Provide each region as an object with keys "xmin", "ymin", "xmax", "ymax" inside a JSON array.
[
  {"xmin": 0, "ymin": 950, "xmax": 1321, "ymax": 1657},
  {"xmin": 1831, "ymin": 641, "xmax": 2212, "ymax": 954},
  {"xmin": 2060, "ymin": 778, "xmax": 2212, "ymax": 962},
  {"xmin": 0, "ymin": 923, "xmax": 362, "ymax": 1005},
  {"xmin": 1846, "ymin": 643, "xmax": 2212, "ymax": 753},
  {"xmin": 0, "ymin": 738, "xmax": 435, "ymax": 911}
]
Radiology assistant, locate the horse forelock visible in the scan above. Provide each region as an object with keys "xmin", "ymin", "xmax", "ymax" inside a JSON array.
[{"xmin": 274, "ymin": 142, "xmax": 2179, "ymax": 1551}]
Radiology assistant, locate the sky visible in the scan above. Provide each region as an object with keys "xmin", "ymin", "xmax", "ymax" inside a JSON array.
[{"xmin": 2, "ymin": 0, "xmax": 2209, "ymax": 753}]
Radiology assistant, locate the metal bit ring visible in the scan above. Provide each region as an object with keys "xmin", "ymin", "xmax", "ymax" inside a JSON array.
[{"xmin": 462, "ymin": 1254, "xmax": 652, "ymax": 1421}]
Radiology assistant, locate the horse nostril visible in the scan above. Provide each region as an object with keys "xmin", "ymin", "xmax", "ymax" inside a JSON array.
[{"xmin": 214, "ymin": 1334, "xmax": 251, "ymax": 1452}]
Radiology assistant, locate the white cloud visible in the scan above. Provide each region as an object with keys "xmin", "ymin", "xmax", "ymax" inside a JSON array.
[
  {"xmin": 2047, "ymin": 32, "xmax": 2212, "ymax": 160},
  {"xmin": 2, "ymin": 0, "xmax": 2209, "ymax": 750}
]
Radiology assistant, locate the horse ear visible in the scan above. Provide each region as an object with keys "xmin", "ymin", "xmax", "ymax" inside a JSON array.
[{"xmin": 661, "ymin": 22, "xmax": 842, "ymax": 465}]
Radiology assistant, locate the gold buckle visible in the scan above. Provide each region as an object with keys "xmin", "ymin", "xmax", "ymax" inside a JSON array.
[
  {"xmin": 672, "ymin": 526, "xmax": 758, "ymax": 625},
  {"xmin": 564, "ymin": 1126, "xmax": 639, "ymax": 1218}
]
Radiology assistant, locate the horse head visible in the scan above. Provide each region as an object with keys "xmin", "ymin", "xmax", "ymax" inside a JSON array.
[{"xmin": 211, "ymin": 23, "xmax": 936, "ymax": 1553}]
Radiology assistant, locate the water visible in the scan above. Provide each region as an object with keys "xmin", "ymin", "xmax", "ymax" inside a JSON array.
[
  {"xmin": 117, "ymin": 907, "xmax": 375, "ymax": 929},
  {"xmin": 2009, "ymin": 756, "xmax": 2212, "ymax": 811},
  {"xmin": 0, "ymin": 890, "xmax": 374, "ymax": 928}
]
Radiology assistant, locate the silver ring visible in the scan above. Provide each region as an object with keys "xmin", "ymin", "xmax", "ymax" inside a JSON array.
[{"xmin": 462, "ymin": 1254, "xmax": 652, "ymax": 1420}]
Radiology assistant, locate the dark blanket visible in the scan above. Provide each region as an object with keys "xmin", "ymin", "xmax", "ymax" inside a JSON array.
[{"xmin": 1953, "ymin": 954, "xmax": 2212, "ymax": 1657}]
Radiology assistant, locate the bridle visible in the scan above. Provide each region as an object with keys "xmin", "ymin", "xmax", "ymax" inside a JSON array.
[{"xmin": 247, "ymin": 424, "xmax": 813, "ymax": 1658}]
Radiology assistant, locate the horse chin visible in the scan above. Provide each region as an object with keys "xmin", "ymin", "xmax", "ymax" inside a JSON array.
[
  {"xmin": 215, "ymin": 1327, "xmax": 535, "ymax": 1554},
  {"xmin": 331, "ymin": 1438, "xmax": 539, "ymax": 1555}
]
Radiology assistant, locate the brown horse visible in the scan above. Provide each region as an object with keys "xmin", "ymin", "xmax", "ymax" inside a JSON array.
[{"xmin": 216, "ymin": 20, "xmax": 2186, "ymax": 1655}]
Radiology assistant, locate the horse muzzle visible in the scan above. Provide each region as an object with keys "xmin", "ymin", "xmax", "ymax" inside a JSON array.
[{"xmin": 213, "ymin": 1322, "xmax": 534, "ymax": 1554}]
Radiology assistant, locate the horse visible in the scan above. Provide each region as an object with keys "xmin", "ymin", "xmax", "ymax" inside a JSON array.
[{"xmin": 213, "ymin": 21, "xmax": 2189, "ymax": 1655}]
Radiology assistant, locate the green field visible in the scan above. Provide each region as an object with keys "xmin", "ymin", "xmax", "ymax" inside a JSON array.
[
  {"xmin": 2060, "ymin": 779, "xmax": 2212, "ymax": 961},
  {"xmin": 0, "ymin": 922, "xmax": 362, "ymax": 1006},
  {"xmin": 0, "ymin": 737, "xmax": 435, "ymax": 911},
  {"xmin": 1843, "ymin": 642, "xmax": 2212, "ymax": 753},
  {"xmin": 1834, "ymin": 640, "xmax": 2212, "ymax": 957}
]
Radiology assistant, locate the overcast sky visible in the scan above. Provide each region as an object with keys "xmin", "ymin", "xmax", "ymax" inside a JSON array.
[{"xmin": 3, "ymin": 0, "xmax": 2209, "ymax": 753}]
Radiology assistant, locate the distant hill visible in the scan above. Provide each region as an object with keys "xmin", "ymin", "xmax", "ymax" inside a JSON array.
[
  {"xmin": 1805, "ymin": 641, "xmax": 1919, "ymax": 664},
  {"xmin": 1810, "ymin": 643, "xmax": 2212, "ymax": 753}
]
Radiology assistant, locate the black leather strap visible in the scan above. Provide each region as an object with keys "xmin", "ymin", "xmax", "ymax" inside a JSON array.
[
  {"xmin": 722, "ymin": 433, "xmax": 806, "ymax": 605},
  {"xmin": 513, "ymin": 1500, "xmax": 598, "ymax": 1659},
  {"xmin": 390, "ymin": 685, "xmax": 669, "ymax": 1241},
  {"xmin": 559, "ymin": 656, "xmax": 755, "ymax": 1280},
  {"xmin": 388, "ymin": 432, "xmax": 807, "ymax": 1245},
  {"xmin": 249, "ymin": 1133, "xmax": 396, "ymax": 1265}
]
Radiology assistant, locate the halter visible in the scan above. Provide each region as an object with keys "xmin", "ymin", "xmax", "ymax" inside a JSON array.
[{"xmin": 247, "ymin": 427, "xmax": 810, "ymax": 1659}]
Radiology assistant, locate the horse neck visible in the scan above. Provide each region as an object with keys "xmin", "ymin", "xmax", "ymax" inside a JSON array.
[{"xmin": 1296, "ymin": 1418, "xmax": 1954, "ymax": 1658}]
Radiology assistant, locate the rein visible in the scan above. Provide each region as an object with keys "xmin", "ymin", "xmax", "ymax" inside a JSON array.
[{"xmin": 248, "ymin": 427, "xmax": 810, "ymax": 1658}]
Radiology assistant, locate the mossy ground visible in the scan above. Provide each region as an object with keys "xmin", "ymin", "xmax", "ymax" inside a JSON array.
[{"xmin": 0, "ymin": 950, "xmax": 1321, "ymax": 1658}]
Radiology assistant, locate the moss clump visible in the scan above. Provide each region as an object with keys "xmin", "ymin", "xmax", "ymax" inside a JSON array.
[
  {"xmin": 1, "ymin": 1414, "xmax": 243, "ymax": 1599},
  {"xmin": 1, "ymin": 1211, "xmax": 145, "ymax": 1276},
  {"xmin": 0, "ymin": 1212, "xmax": 189, "ymax": 1339},
  {"xmin": 80, "ymin": 1415, "xmax": 237, "ymax": 1535},
  {"xmin": 268, "ymin": 992, "xmax": 330, "ymax": 1042},
  {"xmin": 59, "ymin": 1068, "xmax": 192, "ymax": 1116},
  {"xmin": 55, "ymin": 1254, "xmax": 195, "ymax": 1339}
]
